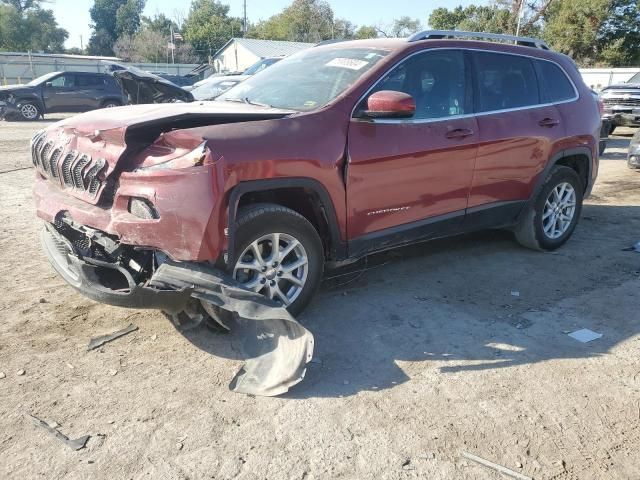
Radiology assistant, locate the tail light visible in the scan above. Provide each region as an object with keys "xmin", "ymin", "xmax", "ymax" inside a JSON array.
[{"xmin": 597, "ymin": 98, "xmax": 604, "ymax": 117}]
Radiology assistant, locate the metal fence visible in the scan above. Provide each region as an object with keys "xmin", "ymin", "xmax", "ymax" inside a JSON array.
[{"xmin": 0, "ymin": 52, "xmax": 201, "ymax": 85}]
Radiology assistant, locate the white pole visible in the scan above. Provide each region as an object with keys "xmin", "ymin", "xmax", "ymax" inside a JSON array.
[{"xmin": 515, "ymin": 0, "xmax": 525, "ymax": 36}]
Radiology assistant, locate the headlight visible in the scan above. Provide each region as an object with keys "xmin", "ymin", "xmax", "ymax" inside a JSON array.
[{"xmin": 135, "ymin": 141, "xmax": 210, "ymax": 172}]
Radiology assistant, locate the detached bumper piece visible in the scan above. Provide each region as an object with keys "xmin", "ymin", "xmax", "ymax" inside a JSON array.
[
  {"xmin": 41, "ymin": 222, "xmax": 313, "ymax": 397},
  {"xmin": 150, "ymin": 262, "xmax": 314, "ymax": 397}
]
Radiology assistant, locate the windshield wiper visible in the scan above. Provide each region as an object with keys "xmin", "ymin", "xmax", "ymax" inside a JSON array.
[{"xmin": 224, "ymin": 97, "xmax": 272, "ymax": 108}]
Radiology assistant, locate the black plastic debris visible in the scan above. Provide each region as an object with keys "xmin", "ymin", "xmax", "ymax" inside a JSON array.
[
  {"xmin": 87, "ymin": 323, "xmax": 138, "ymax": 351},
  {"xmin": 28, "ymin": 414, "xmax": 90, "ymax": 451}
]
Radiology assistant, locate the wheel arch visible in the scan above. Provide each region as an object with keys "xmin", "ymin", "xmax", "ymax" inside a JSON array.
[
  {"xmin": 536, "ymin": 147, "xmax": 592, "ymax": 197},
  {"xmin": 517, "ymin": 146, "xmax": 592, "ymax": 223},
  {"xmin": 15, "ymin": 95, "xmax": 45, "ymax": 114},
  {"xmin": 227, "ymin": 178, "xmax": 347, "ymax": 264}
]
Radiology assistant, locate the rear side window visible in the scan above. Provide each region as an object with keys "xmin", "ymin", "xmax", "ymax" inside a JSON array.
[
  {"xmin": 76, "ymin": 75, "xmax": 104, "ymax": 88},
  {"xmin": 473, "ymin": 52, "xmax": 539, "ymax": 112},
  {"xmin": 535, "ymin": 60, "xmax": 576, "ymax": 103},
  {"xmin": 370, "ymin": 50, "xmax": 469, "ymax": 120}
]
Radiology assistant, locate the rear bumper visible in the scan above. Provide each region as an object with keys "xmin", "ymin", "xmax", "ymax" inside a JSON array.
[{"xmin": 41, "ymin": 223, "xmax": 192, "ymax": 311}]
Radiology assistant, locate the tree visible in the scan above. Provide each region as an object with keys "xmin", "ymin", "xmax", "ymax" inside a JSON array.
[
  {"xmin": 391, "ymin": 16, "xmax": 421, "ymax": 37},
  {"xmin": 429, "ymin": 5, "xmax": 515, "ymax": 34},
  {"xmin": 543, "ymin": 0, "xmax": 610, "ymax": 65},
  {"xmin": 333, "ymin": 18, "xmax": 355, "ymax": 40},
  {"xmin": 248, "ymin": 0, "xmax": 334, "ymax": 42},
  {"xmin": 182, "ymin": 0, "xmax": 243, "ymax": 58},
  {"xmin": 0, "ymin": 3, "xmax": 68, "ymax": 53},
  {"xmin": 355, "ymin": 25, "xmax": 378, "ymax": 39},
  {"xmin": 141, "ymin": 13, "xmax": 177, "ymax": 35},
  {"xmin": 88, "ymin": 0, "xmax": 146, "ymax": 56},
  {"xmin": 1, "ymin": 0, "xmax": 41, "ymax": 12},
  {"xmin": 597, "ymin": 0, "xmax": 640, "ymax": 65}
]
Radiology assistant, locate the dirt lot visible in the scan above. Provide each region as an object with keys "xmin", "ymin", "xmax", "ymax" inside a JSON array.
[{"xmin": 0, "ymin": 116, "xmax": 639, "ymax": 480}]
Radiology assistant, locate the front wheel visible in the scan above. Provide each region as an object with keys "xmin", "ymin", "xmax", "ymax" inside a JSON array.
[
  {"xmin": 228, "ymin": 203, "xmax": 324, "ymax": 316},
  {"xmin": 514, "ymin": 166, "xmax": 583, "ymax": 251},
  {"xmin": 19, "ymin": 102, "xmax": 41, "ymax": 121}
]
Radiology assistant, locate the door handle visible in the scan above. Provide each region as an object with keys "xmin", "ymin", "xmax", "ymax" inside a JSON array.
[
  {"xmin": 538, "ymin": 118, "xmax": 560, "ymax": 127},
  {"xmin": 445, "ymin": 128, "xmax": 474, "ymax": 139}
]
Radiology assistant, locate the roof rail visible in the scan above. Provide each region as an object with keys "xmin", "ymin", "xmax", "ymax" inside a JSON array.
[{"xmin": 407, "ymin": 30, "xmax": 549, "ymax": 50}]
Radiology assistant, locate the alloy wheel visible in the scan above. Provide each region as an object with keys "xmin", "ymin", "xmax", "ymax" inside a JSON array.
[
  {"xmin": 233, "ymin": 233, "xmax": 308, "ymax": 306},
  {"xmin": 20, "ymin": 104, "xmax": 38, "ymax": 120},
  {"xmin": 542, "ymin": 182, "xmax": 576, "ymax": 239}
]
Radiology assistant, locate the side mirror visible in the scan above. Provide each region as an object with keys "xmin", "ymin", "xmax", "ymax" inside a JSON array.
[
  {"xmin": 45, "ymin": 82, "xmax": 53, "ymax": 88},
  {"xmin": 363, "ymin": 90, "xmax": 415, "ymax": 119}
]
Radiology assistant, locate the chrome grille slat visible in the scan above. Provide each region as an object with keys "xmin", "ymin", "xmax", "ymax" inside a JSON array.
[
  {"xmin": 72, "ymin": 155, "xmax": 90, "ymax": 189},
  {"xmin": 49, "ymin": 148, "xmax": 62, "ymax": 178},
  {"xmin": 61, "ymin": 151, "xmax": 77, "ymax": 187},
  {"xmin": 85, "ymin": 159, "xmax": 106, "ymax": 197},
  {"xmin": 30, "ymin": 133, "xmax": 106, "ymax": 200},
  {"xmin": 40, "ymin": 141, "xmax": 53, "ymax": 173},
  {"xmin": 603, "ymin": 97, "xmax": 640, "ymax": 107}
]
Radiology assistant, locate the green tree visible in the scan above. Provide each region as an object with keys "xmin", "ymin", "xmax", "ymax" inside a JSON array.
[
  {"xmin": 248, "ymin": 0, "xmax": 334, "ymax": 42},
  {"xmin": 333, "ymin": 18, "xmax": 355, "ymax": 39},
  {"xmin": 141, "ymin": 13, "xmax": 178, "ymax": 35},
  {"xmin": 88, "ymin": 0, "xmax": 145, "ymax": 56},
  {"xmin": 429, "ymin": 5, "xmax": 515, "ymax": 34},
  {"xmin": 182, "ymin": 0, "xmax": 243, "ymax": 57},
  {"xmin": 355, "ymin": 25, "xmax": 378, "ymax": 39},
  {"xmin": 543, "ymin": 0, "xmax": 610, "ymax": 65},
  {"xmin": 0, "ymin": 3, "xmax": 68, "ymax": 52},
  {"xmin": 597, "ymin": 0, "xmax": 640, "ymax": 65}
]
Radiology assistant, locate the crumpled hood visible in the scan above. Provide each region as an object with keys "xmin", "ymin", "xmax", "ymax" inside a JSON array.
[
  {"xmin": 53, "ymin": 101, "xmax": 296, "ymax": 134},
  {"xmin": 0, "ymin": 84, "xmax": 34, "ymax": 97}
]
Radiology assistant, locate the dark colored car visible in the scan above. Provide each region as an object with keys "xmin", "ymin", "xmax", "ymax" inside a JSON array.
[
  {"xmin": 628, "ymin": 130, "xmax": 640, "ymax": 169},
  {"xmin": 0, "ymin": 71, "xmax": 125, "ymax": 121},
  {"xmin": 33, "ymin": 31, "xmax": 600, "ymax": 322},
  {"xmin": 105, "ymin": 63, "xmax": 194, "ymax": 104},
  {"xmin": 600, "ymin": 71, "xmax": 640, "ymax": 133}
]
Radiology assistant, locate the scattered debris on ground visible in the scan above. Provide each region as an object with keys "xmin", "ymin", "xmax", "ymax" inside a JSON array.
[
  {"xmin": 28, "ymin": 414, "xmax": 90, "ymax": 451},
  {"xmin": 568, "ymin": 328, "xmax": 603, "ymax": 343},
  {"xmin": 87, "ymin": 323, "xmax": 138, "ymax": 351},
  {"xmin": 461, "ymin": 451, "xmax": 532, "ymax": 480}
]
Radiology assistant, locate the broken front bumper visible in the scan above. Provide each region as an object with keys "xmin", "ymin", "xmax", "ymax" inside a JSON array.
[
  {"xmin": 41, "ymin": 223, "xmax": 191, "ymax": 311},
  {"xmin": 41, "ymin": 222, "xmax": 314, "ymax": 396}
]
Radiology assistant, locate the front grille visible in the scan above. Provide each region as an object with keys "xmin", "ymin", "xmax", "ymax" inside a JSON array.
[
  {"xmin": 603, "ymin": 97, "xmax": 640, "ymax": 107},
  {"xmin": 31, "ymin": 132, "xmax": 107, "ymax": 199}
]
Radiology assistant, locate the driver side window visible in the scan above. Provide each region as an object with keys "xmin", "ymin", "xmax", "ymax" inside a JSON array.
[
  {"xmin": 50, "ymin": 74, "xmax": 75, "ymax": 88},
  {"xmin": 369, "ymin": 50, "xmax": 469, "ymax": 120}
]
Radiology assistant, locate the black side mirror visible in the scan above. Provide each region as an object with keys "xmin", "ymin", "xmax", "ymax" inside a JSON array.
[{"xmin": 45, "ymin": 82, "xmax": 53, "ymax": 88}]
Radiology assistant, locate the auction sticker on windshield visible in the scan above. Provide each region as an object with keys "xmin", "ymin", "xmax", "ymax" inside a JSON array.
[{"xmin": 326, "ymin": 58, "xmax": 369, "ymax": 70}]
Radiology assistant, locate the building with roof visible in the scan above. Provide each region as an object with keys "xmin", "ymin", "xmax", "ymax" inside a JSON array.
[{"xmin": 212, "ymin": 38, "xmax": 314, "ymax": 73}]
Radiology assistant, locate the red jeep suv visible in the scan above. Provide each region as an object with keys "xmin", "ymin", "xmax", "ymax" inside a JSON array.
[{"xmin": 33, "ymin": 31, "xmax": 600, "ymax": 319}]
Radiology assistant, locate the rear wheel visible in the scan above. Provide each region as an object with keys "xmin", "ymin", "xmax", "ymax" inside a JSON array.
[
  {"xmin": 514, "ymin": 166, "xmax": 583, "ymax": 251},
  {"xmin": 102, "ymin": 101, "xmax": 121, "ymax": 108}
]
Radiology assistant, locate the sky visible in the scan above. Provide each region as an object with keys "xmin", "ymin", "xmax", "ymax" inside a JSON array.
[{"xmin": 51, "ymin": 0, "xmax": 480, "ymax": 49}]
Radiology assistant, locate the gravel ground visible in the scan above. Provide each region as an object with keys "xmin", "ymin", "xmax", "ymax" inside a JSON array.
[{"xmin": 0, "ymin": 116, "xmax": 639, "ymax": 480}]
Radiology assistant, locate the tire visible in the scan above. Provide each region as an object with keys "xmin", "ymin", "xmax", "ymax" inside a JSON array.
[
  {"xmin": 102, "ymin": 101, "xmax": 121, "ymax": 109},
  {"xmin": 514, "ymin": 166, "xmax": 583, "ymax": 251},
  {"xmin": 228, "ymin": 203, "xmax": 324, "ymax": 316},
  {"xmin": 18, "ymin": 102, "xmax": 41, "ymax": 121}
]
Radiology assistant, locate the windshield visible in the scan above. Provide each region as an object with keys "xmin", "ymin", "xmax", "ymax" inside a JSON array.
[
  {"xmin": 218, "ymin": 47, "xmax": 390, "ymax": 111},
  {"xmin": 628, "ymin": 72, "xmax": 640, "ymax": 84},
  {"xmin": 243, "ymin": 58, "xmax": 281, "ymax": 75},
  {"xmin": 27, "ymin": 72, "xmax": 60, "ymax": 86},
  {"xmin": 192, "ymin": 78, "xmax": 241, "ymax": 101}
]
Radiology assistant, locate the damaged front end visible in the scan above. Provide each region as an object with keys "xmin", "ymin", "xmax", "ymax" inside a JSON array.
[{"xmin": 41, "ymin": 217, "xmax": 314, "ymax": 396}]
